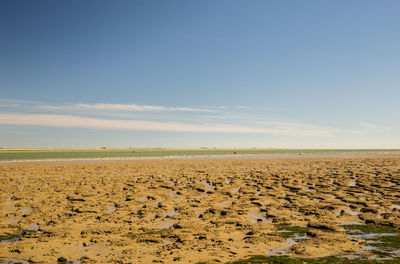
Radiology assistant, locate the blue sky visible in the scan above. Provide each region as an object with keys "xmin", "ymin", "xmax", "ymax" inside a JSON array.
[{"xmin": 0, "ymin": 0, "xmax": 399, "ymax": 148}]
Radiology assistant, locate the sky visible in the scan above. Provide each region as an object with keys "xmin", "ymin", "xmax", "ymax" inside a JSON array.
[{"xmin": 0, "ymin": 0, "xmax": 399, "ymax": 148}]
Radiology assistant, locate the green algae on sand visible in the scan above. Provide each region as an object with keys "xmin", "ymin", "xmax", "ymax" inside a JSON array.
[{"xmin": 226, "ymin": 256, "xmax": 400, "ymax": 264}]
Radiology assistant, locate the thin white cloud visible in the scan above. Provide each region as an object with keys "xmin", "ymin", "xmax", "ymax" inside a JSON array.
[
  {"xmin": 0, "ymin": 98, "xmax": 38, "ymax": 104},
  {"xmin": 0, "ymin": 98, "xmax": 219, "ymax": 113},
  {"xmin": 235, "ymin": 106, "xmax": 253, "ymax": 110},
  {"xmin": 257, "ymin": 121, "xmax": 331, "ymax": 129},
  {"xmin": 0, "ymin": 103, "xmax": 19, "ymax": 107},
  {"xmin": 255, "ymin": 121, "xmax": 339, "ymax": 136},
  {"xmin": 0, "ymin": 98, "xmax": 40, "ymax": 108},
  {"xmin": 40, "ymin": 103, "xmax": 217, "ymax": 112},
  {"xmin": 255, "ymin": 121, "xmax": 376, "ymax": 136},
  {"xmin": 0, "ymin": 113, "xmax": 331, "ymax": 136},
  {"xmin": 358, "ymin": 122, "xmax": 379, "ymax": 129}
]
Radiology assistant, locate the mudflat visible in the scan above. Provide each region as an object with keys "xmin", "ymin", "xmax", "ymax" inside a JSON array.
[{"xmin": 1, "ymin": 158, "xmax": 400, "ymax": 263}]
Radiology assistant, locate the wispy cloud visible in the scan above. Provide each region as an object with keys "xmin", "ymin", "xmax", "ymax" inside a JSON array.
[
  {"xmin": 358, "ymin": 122, "xmax": 379, "ymax": 129},
  {"xmin": 0, "ymin": 98, "xmax": 41, "ymax": 108},
  {"xmin": 0, "ymin": 113, "xmax": 332, "ymax": 136},
  {"xmin": 235, "ymin": 106, "xmax": 253, "ymax": 110},
  {"xmin": 40, "ymin": 103, "xmax": 217, "ymax": 112},
  {"xmin": 0, "ymin": 98, "xmax": 353, "ymax": 137},
  {"xmin": 255, "ymin": 121, "xmax": 336, "ymax": 136},
  {"xmin": 0, "ymin": 98, "xmax": 218, "ymax": 113},
  {"xmin": 256, "ymin": 121, "xmax": 333, "ymax": 130}
]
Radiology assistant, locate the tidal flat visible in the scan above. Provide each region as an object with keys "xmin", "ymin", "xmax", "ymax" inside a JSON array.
[{"xmin": 1, "ymin": 158, "xmax": 399, "ymax": 263}]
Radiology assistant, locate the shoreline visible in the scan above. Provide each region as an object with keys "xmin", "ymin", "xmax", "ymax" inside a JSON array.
[{"xmin": 2, "ymin": 152, "xmax": 400, "ymax": 165}]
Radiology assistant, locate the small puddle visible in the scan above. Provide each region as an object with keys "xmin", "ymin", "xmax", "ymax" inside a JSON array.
[
  {"xmin": 139, "ymin": 196, "xmax": 148, "ymax": 202},
  {"xmin": 1, "ymin": 259, "xmax": 29, "ymax": 264},
  {"xmin": 162, "ymin": 239, "xmax": 173, "ymax": 245},
  {"xmin": 194, "ymin": 208, "xmax": 206, "ymax": 218},
  {"xmin": 342, "ymin": 244, "xmax": 382, "ymax": 259},
  {"xmin": 231, "ymin": 187, "xmax": 240, "ymax": 193},
  {"xmin": 201, "ymin": 182, "xmax": 215, "ymax": 192},
  {"xmin": 293, "ymin": 233, "xmax": 307, "ymax": 241},
  {"xmin": 348, "ymin": 180, "xmax": 357, "ymax": 186},
  {"xmin": 164, "ymin": 209, "xmax": 179, "ymax": 218},
  {"xmin": 21, "ymin": 207, "xmax": 32, "ymax": 215},
  {"xmin": 26, "ymin": 223, "xmax": 39, "ymax": 232},
  {"xmin": 348, "ymin": 233, "xmax": 399, "ymax": 240},
  {"xmin": 339, "ymin": 221, "xmax": 363, "ymax": 225},
  {"xmin": 154, "ymin": 220, "xmax": 176, "ymax": 229},
  {"xmin": 151, "ymin": 200, "xmax": 160, "ymax": 207},
  {"xmin": 248, "ymin": 210, "xmax": 271, "ymax": 224},
  {"xmin": 215, "ymin": 200, "xmax": 233, "ymax": 208},
  {"xmin": 266, "ymin": 238, "xmax": 297, "ymax": 256},
  {"xmin": 5, "ymin": 217, "xmax": 20, "ymax": 225},
  {"xmin": 106, "ymin": 206, "xmax": 116, "ymax": 213},
  {"xmin": 4, "ymin": 205, "xmax": 17, "ymax": 211},
  {"xmin": 344, "ymin": 208, "xmax": 360, "ymax": 216},
  {"xmin": 341, "ymin": 243, "xmax": 400, "ymax": 260},
  {"xmin": 195, "ymin": 194, "xmax": 206, "ymax": 201},
  {"xmin": 342, "ymin": 225, "xmax": 400, "ymax": 259},
  {"xmin": 144, "ymin": 215, "xmax": 155, "ymax": 223}
]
